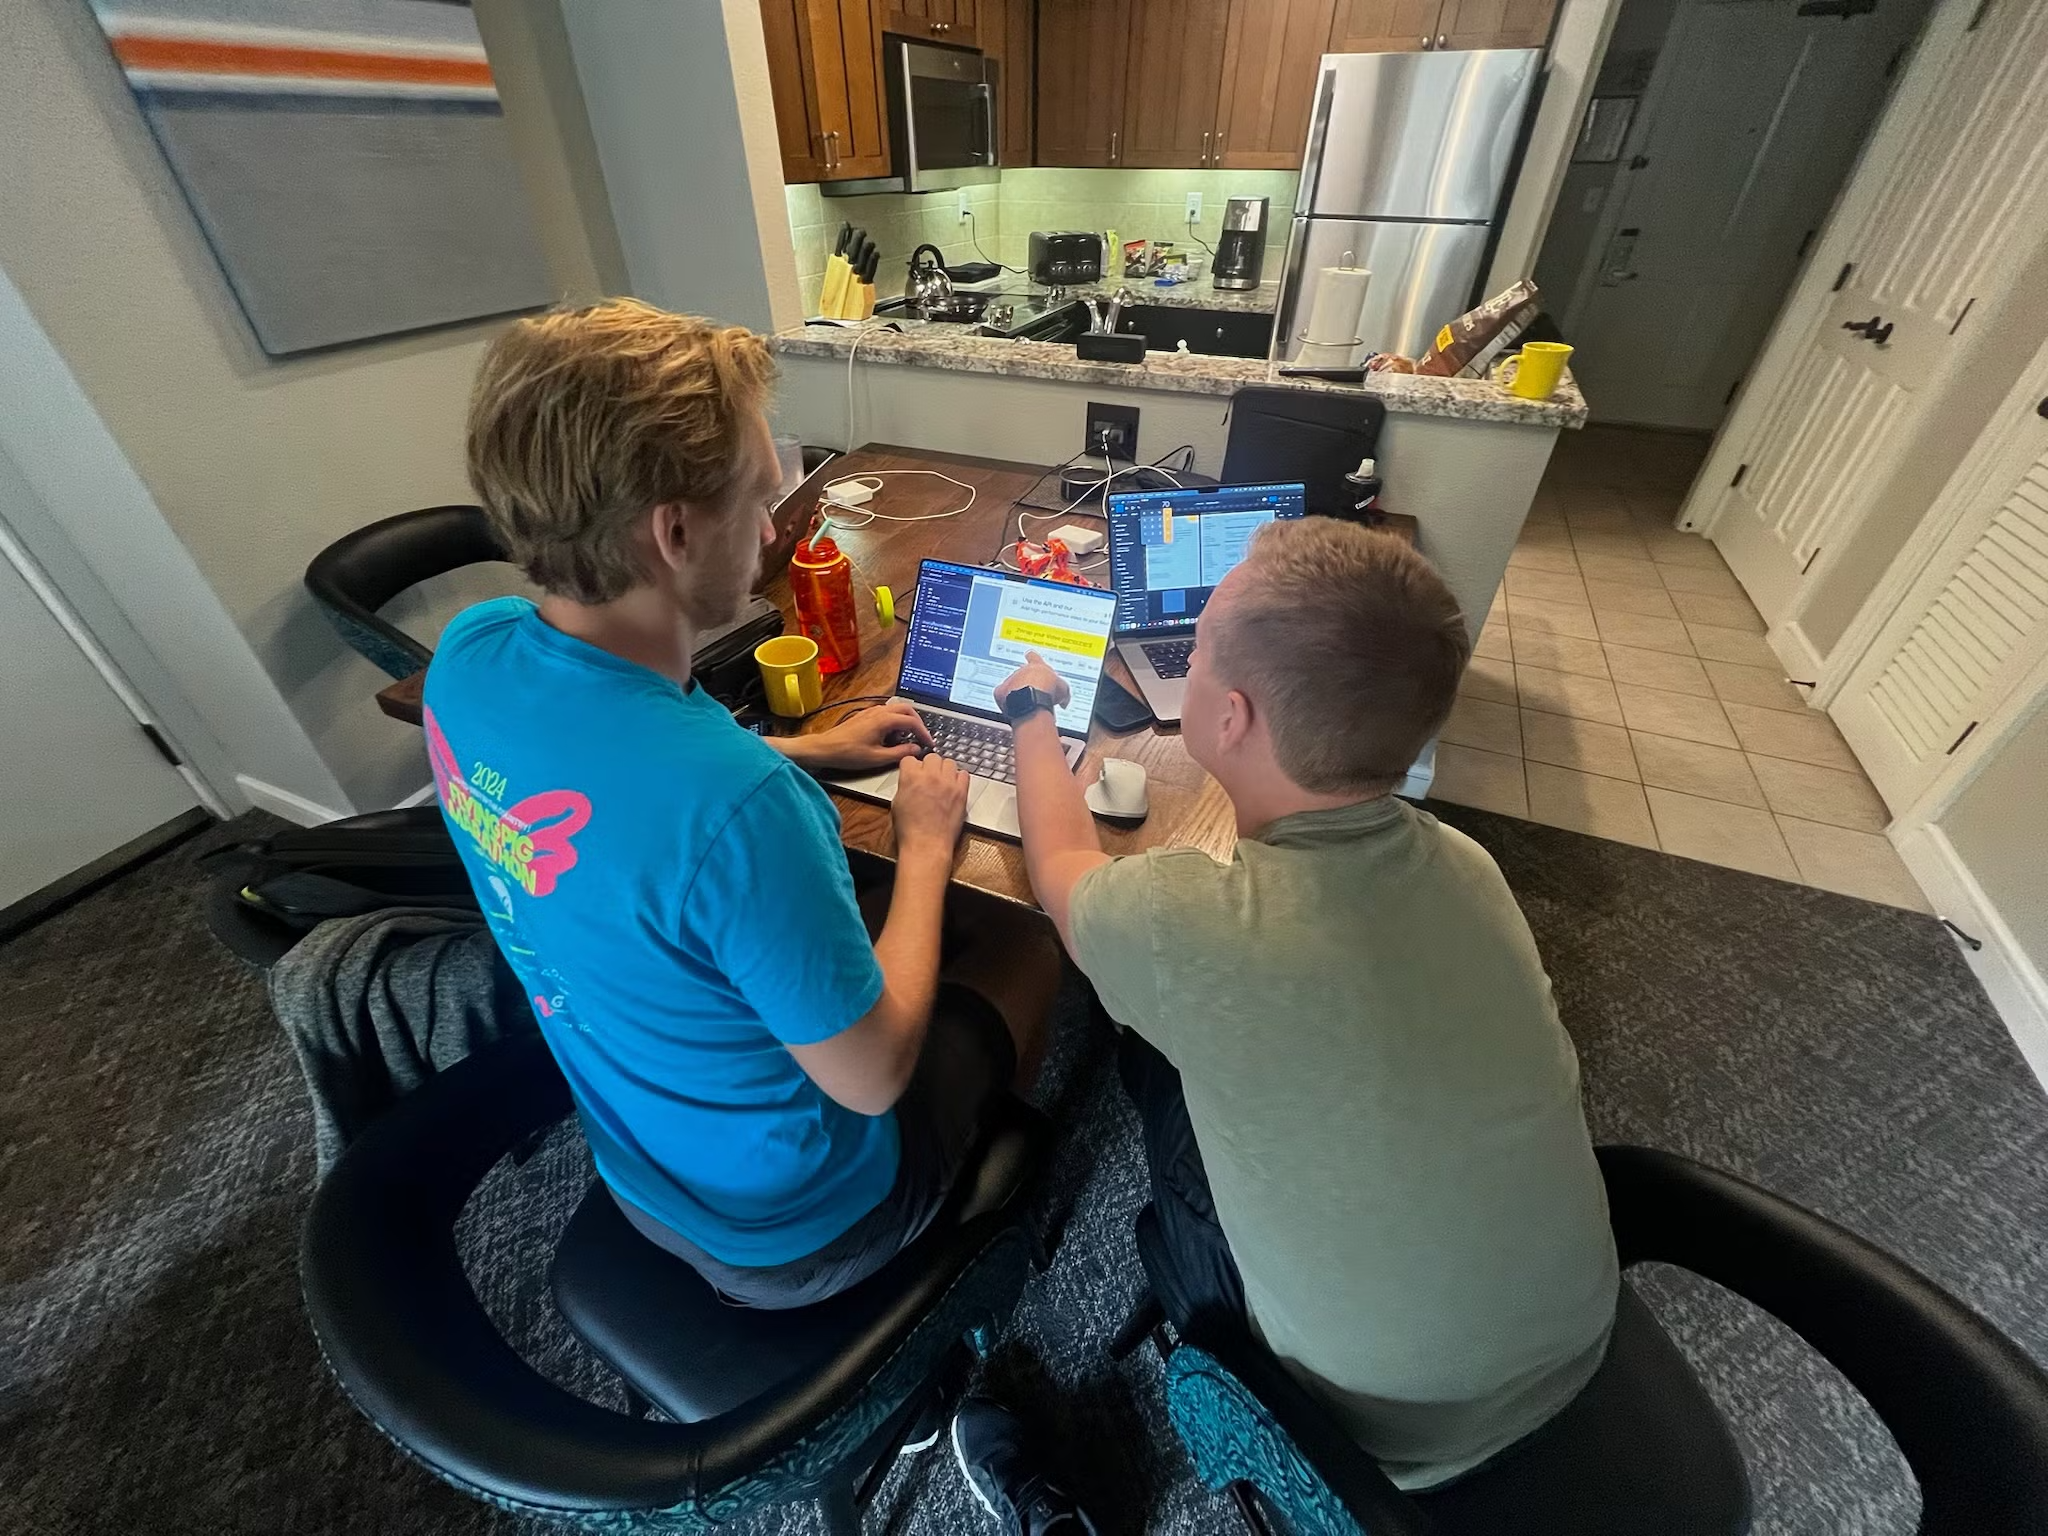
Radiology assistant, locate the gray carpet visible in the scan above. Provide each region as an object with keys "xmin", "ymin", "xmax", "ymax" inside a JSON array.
[{"xmin": 4, "ymin": 805, "xmax": 2046, "ymax": 1535}]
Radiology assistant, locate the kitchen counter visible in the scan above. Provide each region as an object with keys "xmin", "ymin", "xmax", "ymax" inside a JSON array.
[{"xmin": 770, "ymin": 319, "xmax": 1587, "ymax": 429}]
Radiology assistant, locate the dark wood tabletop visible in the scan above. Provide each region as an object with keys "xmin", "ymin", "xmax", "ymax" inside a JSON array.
[{"xmin": 378, "ymin": 442, "xmax": 1414, "ymax": 908}]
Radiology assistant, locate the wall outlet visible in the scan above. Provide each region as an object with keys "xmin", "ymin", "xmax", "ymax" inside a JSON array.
[
  {"xmin": 959, "ymin": 190, "xmax": 973, "ymax": 224},
  {"xmin": 1184, "ymin": 191, "xmax": 1203, "ymax": 224},
  {"xmin": 1083, "ymin": 402, "xmax": 1140, "ymax": 463}
]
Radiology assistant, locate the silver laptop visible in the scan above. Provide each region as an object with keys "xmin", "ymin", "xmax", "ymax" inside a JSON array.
[
  {"xmin": 1106, "ymin": 481, "xmax": 1309, "ymax": 724},
  {"xmin": 825, "ymin": 558, "xmax": 1119, "ymax": 840}
]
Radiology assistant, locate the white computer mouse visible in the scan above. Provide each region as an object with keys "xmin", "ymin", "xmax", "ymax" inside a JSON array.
[{"xmin": 1085, "ymin": 757, "xmax": 1149, "ymax": 822}]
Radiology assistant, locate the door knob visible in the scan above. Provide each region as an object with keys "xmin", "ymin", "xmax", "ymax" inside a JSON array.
[
  {"xmin": 2037, "ymin": 397, "xmax": 2048, "ymax": 420},
  {"xmin": 1841, "ymin": 316, "xmax": 1891, "ymax": 343}
]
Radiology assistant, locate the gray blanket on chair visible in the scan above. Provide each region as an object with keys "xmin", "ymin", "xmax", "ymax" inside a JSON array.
[{"xmin": 268, "ymin": 908, "xmax": 535, "ymax": 1174}]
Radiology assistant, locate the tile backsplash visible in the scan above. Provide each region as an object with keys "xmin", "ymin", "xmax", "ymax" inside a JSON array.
[
  {"xmin": 992, "ymin": 168, "xmax": 1297, "ymax": 277},
  {"xmin": 785, "ymin": 168, "xmax": 1297, "ymax": 315}
]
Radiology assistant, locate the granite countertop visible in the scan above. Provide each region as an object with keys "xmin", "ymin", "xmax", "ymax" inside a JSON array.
[
  {"xmin": 1064, "ymin": 277, "xmax": 1281, "ymax": 314},
  {"xmin": 771, "ymin": 320, "xmax": 1587, "ymax": 428}
]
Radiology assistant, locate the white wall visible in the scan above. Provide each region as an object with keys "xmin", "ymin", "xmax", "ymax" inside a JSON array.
[
  {"xmin": 1486, "ymin": 0, "xmax": 1630, "ymax": 295},
  {"xmin": 560, "ymin": 0, "xmax": 803, "ymax": 333},
  {"xmin": 0, "ymin": 0, "xmax": 609, "ymax": 817},
  {"xmin": 1939, "ymin": 700, "xmax": 2048, "ymax": 978}
]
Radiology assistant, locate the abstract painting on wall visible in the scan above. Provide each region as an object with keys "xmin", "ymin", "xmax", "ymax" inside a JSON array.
[{"xmin": 88, "ymin": 0, "xmax": 554, "ymax": 356}]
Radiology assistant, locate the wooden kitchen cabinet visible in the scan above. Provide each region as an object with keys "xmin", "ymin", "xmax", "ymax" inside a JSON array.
[
  {"xmin": 1116, "ymin": 0, "xmax": 1234, "ymax": 167},
  {"xmin": 1437, "ymin": 0, "xmax": 1557, "ymax": 49},
  {"xmin": 1327, "ymin": 0, "xmax": 1554, "ymax": 52},
  {"xmin": 761, "ymin": 0, "xmax": 891, "ymax": 183},
  {"xmin": 1036, "ymin": 0, "xmax": 1133, "ymax": 166},
  {"xmin": 979, "ymin": 0, "xmax": 1034, "ymax": 167},
  {"xmin": 1216, "ymin": 0, "xmax": 1337, "ymax": 168},
  {"xmin": 1327, "ymin": 0, "xmax": 1445, "ymax": 52},
  {"xmin": 883, "ymin": 0, "xmax": 978, "ymax": 47}
]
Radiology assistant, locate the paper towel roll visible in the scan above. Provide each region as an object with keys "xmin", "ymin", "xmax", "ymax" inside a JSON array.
[{"xmin": 1303, "ymin": 266, "xmax": 1372, "ymax": 346}]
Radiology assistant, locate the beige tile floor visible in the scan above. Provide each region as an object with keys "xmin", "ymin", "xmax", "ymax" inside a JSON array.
[{"xmin": 1432, "ymin": 426, "xmax": 1930, "ymax": 912}]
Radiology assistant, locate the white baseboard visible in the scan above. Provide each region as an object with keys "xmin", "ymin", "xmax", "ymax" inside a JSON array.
[
  {"xmin": 393, "ymin": 782, "xmax": 437, "ymax": 809},
  {"xmin": 233, "ymin": 774, "xmax": 349, "ymax": 827},
  {"xmin": 1892, "ymin": 821, "xmax": 2048, "ymax": 1093}
]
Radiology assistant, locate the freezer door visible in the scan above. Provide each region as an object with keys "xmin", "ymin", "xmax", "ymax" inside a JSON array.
[
  {"xmin": 1272, "ymin": 217, "xmax": 1493, "ymax": 363},
  {"xmin": 1297, "ymin": 49, "xmax": 1540, "ymax": 222}
]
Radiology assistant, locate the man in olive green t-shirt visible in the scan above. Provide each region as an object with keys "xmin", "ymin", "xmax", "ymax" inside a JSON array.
[{"xmin": 994, "ymin": 519, "xmax": 1619, "ymax": 1491}]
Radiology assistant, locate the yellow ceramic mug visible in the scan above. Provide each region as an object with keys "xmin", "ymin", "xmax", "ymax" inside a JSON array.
[
  {"xmin": 755, "ymin": 634, "xmax": 823, "ymax": 718},
  {"xmin": 1493, "ymin": 341, "xmax": 1573, "ymax": 401}
]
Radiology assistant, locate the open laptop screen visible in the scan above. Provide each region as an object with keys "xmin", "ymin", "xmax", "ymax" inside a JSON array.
[
  {"xmin": 1105, "ymin": 481, "xmax": 1308, "ymax": 635},
  {"xmin": 897, "ymin": 560, "xmax": 1118, "ymax": 737}
]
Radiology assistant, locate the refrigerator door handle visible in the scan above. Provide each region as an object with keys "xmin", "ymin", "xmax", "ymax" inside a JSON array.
[
  {"xmin": 1297, "ymin": 66, "xmax": 1338, "ymax": 216},
  {"xmin": 1269, "ymin": 218, "xmax": 1316, "ymax": 363}
]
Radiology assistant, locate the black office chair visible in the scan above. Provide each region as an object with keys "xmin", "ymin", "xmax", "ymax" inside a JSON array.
[
  {"xmin": 1120, "ymin": 1144, "xmax": 2048, "ymax": 1535},
  {"xmin": 302, "ymin": 1030, "xmax": 1056, "ymax": 1534},
  {"xmin": 305, "ymin": 505, "xmax": 510, "ymax": 680}
]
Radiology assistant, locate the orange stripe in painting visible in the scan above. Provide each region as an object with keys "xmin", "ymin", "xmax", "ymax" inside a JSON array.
[{"xmin": 112, "ymin": 35, "xmax": 495, "ymax": 89}]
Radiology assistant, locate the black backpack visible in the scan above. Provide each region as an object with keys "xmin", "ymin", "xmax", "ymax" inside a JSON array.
[{"xmin": 202, "ymin": 807, "xmax": 478, "ymax": 969}]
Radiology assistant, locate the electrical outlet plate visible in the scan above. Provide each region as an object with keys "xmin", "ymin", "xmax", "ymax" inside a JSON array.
[
  {"xmin": 959, "ymin": 190, "xmax": 972, "ymax": 224},
  {"xmin": 1083, "ymin": 402, "xmax": 1140, "ymax": 462},
  {"xmin": 1185, "ymin": 191, "xmax": 1203, "ymax": 223}
]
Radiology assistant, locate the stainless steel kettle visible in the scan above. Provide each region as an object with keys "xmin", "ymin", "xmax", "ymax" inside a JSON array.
[{"xmin": 905, "ymin": 244, "xmax": 955, "ymax": 308}]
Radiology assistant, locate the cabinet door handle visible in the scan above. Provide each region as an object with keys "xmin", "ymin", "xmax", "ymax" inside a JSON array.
[
  {"xmin": 1422, "ymin": 33, "xmax": 1432, "ymax": 46},
  {"xmin": 1201, "ymin": 130, "xmax": 1211, "ymax": 165},
  {"xmin": 1110, "ymin": 130, "xmax": 1119, "ymax": 164},
  {"xmin": 1437, "ymin": 32, "xmax": 1448, "ymax": 47},
  {"xmin": 827, "ymin": 130, "xmax": 841, "ymax": 171}
]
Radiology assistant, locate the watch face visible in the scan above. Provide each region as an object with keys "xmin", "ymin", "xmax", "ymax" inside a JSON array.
[{"xmin": 1003, "ymin": 687, "xmax": 1046, "ymax": 721}]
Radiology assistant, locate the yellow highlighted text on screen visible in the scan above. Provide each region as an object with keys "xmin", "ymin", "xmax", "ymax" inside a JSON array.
[{"xmin": 999, "ymin": 618, "xmax": 1108, "ymax": 658}]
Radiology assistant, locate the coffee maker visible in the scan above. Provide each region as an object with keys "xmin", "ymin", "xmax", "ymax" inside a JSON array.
[{"xmin": 1211, "ymin": 197, "xmax": 1269, "ymax": 291}]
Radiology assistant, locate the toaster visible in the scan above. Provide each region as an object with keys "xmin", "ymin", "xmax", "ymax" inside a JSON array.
[{"xmin": 1028, "ymin": 231, "xmax": 1104, "ymax": 287}]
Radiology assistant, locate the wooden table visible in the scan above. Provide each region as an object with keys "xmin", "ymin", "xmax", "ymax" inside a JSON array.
[
  {"xmin": 770, "ymin": 443, "xmax": 1242, "ymax": 907},
  {"xmin": 378, "ymin": 443, "xmax": 1413, "ymax": 908}
]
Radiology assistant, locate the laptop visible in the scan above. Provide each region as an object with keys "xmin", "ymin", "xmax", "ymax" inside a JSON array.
[
  {"xmin": 825, "ymin": 558, "xmax": 1120, "ymax": 840},
  {"xmin": 1105, "ymin": 480, "xmax": 1308, "ymax": 723}
]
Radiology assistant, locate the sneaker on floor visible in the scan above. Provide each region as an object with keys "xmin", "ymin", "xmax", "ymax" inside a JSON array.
[{"xmin": 950, "ymin": 1395, "xmax": 1099, "ymax": 1535}]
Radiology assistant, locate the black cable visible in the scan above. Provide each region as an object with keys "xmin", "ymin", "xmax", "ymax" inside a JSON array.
[
  {"xmin": 804, "ymin": 693, "xmax": 894, "ymax": 724},
  {"xmin": 962, "ymin": 209, "xmax": 1025, "ymax": 275}
]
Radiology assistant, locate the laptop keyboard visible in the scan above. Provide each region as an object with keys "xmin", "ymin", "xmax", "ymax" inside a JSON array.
[
  {"xmin": 1141, "ymin": 639, "xmax": 1194, "ymax": 679},
  {"xmin": 918, "ymin": 710, "xmax": 1017, "ymax": 784}
]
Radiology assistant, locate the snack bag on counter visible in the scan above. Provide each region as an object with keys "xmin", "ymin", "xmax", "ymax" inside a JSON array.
[
  {"xmin": 1122, "ymin": 239, "xmax": 1149, "ymax": 278},
  {"xmin": 1416, "ymin": 279, "xmax": 1542, "ymax": 378}
]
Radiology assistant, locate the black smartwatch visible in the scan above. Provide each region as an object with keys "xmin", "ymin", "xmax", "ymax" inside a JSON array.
[{"xmin": 1000, "ymin": 686, "xmax": 1057, "ymax": 724}]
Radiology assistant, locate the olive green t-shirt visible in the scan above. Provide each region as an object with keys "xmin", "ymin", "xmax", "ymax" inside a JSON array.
[{"xmin": 1070, "ymin": 796, "xmax": 1618, "ymax": 1489}]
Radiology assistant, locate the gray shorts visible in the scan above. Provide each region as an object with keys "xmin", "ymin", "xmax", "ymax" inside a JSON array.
[{"xmin": 614, "ymin": 982, "xmax": 1016, "ymax": 1309}]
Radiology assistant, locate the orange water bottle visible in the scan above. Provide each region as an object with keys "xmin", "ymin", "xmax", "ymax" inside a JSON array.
[{"xmin": 789, "ymin": 533, "xmax": 862, "ymax": 675}]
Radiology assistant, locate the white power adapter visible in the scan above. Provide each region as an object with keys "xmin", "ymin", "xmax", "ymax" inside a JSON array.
[
  {"xmin": 1046, "ymin": 523, "xmax": 1105, "ymax": 555},
  {"xmin": 823, "ymin": 476, "xmax": 877, "ymax": 507}
]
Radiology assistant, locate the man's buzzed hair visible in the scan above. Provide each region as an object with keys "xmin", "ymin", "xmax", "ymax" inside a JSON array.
[{"xmin": 1206, "ymin": 519, "xmax": 1471, "ymax": 794}]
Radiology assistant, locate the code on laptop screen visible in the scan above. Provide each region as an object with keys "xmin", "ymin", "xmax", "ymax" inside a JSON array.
[{"xmin": 1106, "ymin": 481, "xmax": 1307, "ymax": 635}]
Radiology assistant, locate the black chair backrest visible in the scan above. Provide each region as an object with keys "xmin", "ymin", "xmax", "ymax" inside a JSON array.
[
  {"xmin": 1221, "ymin": 387, "xmax": 1388, "ymax": 523},
  {"xmin": 1599, "ymin": 1145, "xmax": 2048, "ymax": 1534},
  {"xmin": 305, "ymin": 505, "xmax": 508, "ymax": 679}
]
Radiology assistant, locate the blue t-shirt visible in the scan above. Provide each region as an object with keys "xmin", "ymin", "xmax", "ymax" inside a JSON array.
[{"xmin": 422, "ymin": 597, "xmax": 895, "ymax": 1266}]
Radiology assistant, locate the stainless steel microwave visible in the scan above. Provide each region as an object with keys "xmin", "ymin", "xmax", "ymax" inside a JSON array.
[{"xmin": 821, "ymin": 37, "xmax": 999, "ymax": 197}]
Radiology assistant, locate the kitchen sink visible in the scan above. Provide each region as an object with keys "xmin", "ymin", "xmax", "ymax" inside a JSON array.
[{"xmin": 988, "ymin": 299, "xmax": 1272, "ymax": 359}]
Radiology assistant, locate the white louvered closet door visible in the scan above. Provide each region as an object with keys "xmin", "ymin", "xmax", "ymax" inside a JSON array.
[
  {"xmin": 1707, "ymin": 0, "xmax": 2048, "ymax": 623},
  {"xmin": 1833, "ymin": 358, "xmax": 2048, "ymax": 813}
]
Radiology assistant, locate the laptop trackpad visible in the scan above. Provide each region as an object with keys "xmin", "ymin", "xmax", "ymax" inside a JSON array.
[
  {"xmin": 968, "ymin": 777, "xmax": 1021, "ymax": 839},
  {"xmin": 833, "ymin": 764, "xmax": 900, "ymax": 801}
]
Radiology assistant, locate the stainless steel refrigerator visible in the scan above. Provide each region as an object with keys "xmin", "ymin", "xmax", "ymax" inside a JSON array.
[{"xmin": 1272, "ymin": 49, "xmax": 1541, "ymax": 365}]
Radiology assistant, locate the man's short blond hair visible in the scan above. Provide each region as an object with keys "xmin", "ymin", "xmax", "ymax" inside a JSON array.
[
  {"xmin": 465, "ymin": 299, "xmax": 775, "ymax": 604},
  {"xmin": 1207, "ymin": 518, "xmax": 1471, "ymax": 794}
]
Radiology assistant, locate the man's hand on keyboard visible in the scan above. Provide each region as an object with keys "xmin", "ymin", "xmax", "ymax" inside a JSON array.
[
  {"xmin": 893, "ymin": 751, "xmax": 969, "ymax": 858},
  {"xmin": 786, "ymin": 700, "xmax": 933, "ymax": 774},
  {"xmin": 994, "ymin": 651, "xmax": 1072, "ymax": 711}
]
